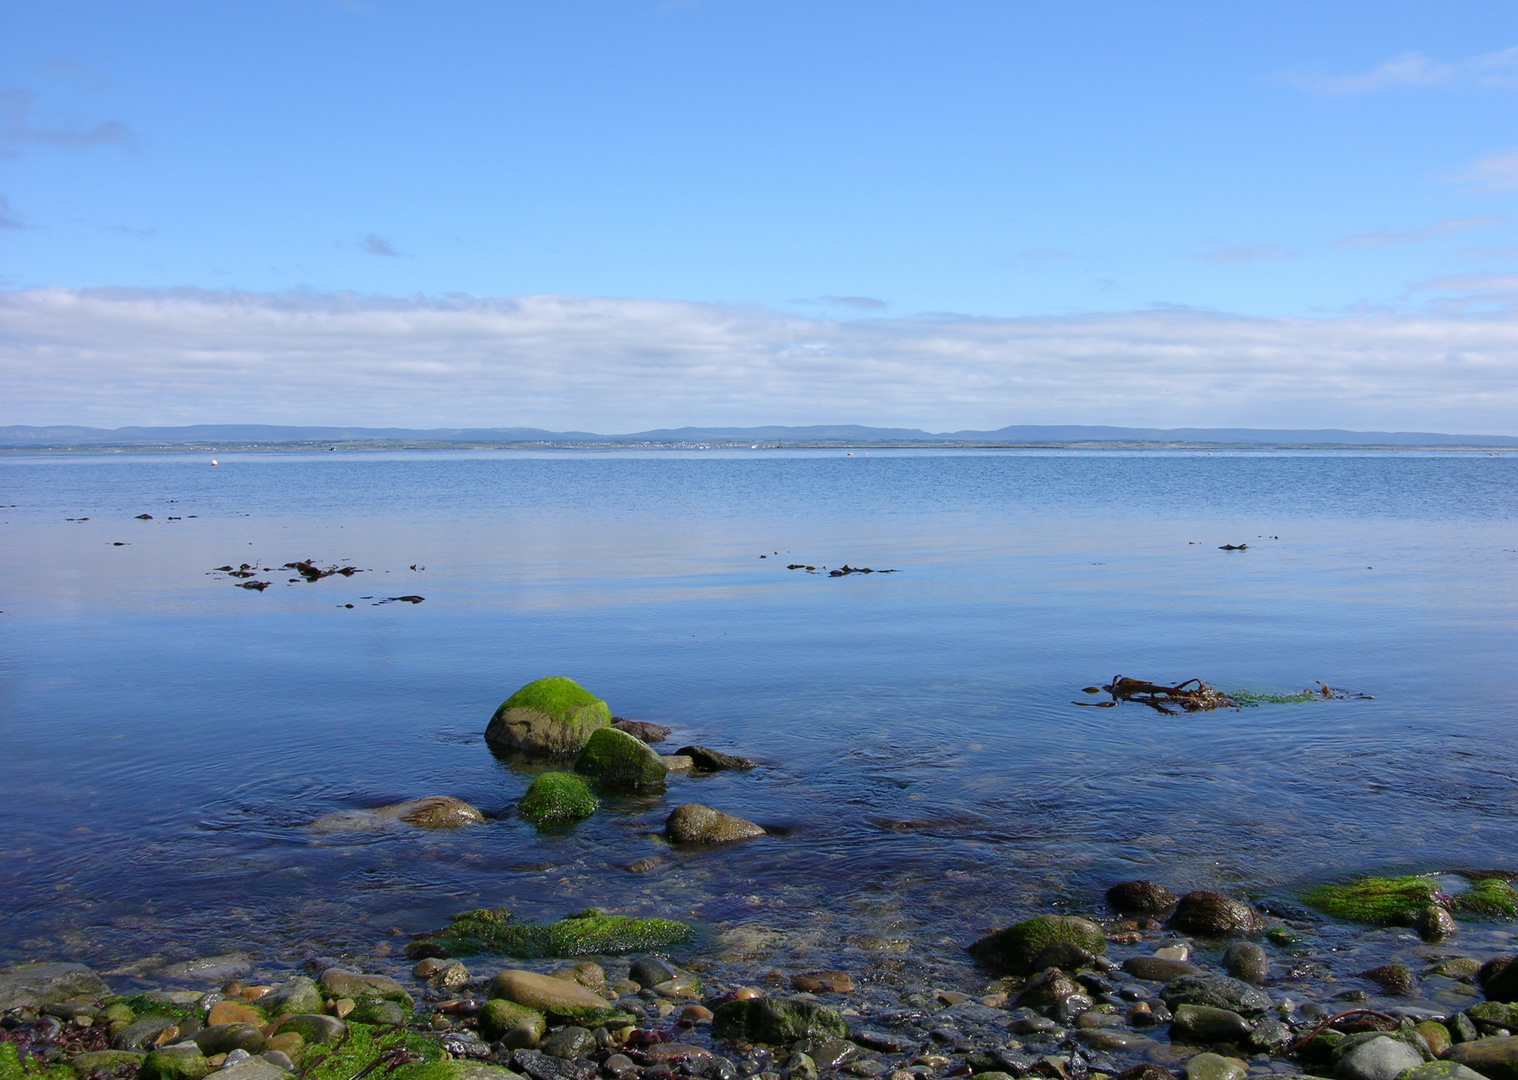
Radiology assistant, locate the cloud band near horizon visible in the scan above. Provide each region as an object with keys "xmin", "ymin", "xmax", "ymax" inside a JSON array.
[{"xmin": 1, "ymin": 287, "xmax": 1516, "ymax": 435}]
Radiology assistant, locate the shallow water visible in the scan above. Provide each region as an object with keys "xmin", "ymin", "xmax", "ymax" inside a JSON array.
[{"xmin": 1, "ymin": 448, "xmax": 1515, "ymax": 975}]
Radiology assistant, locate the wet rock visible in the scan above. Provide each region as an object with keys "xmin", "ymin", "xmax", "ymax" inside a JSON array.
[
  {"xmin": 1170, "ymin": 892, "xmax": 1266, "ymax": 935},
  {"xmin": 1447, "ymin": 1037, "xmax": 1518, "ymax": 1080},
  {"xmin": 489, "ymin": 971, "xmax": 618, "ymax": 1024},
  {"xmin": 552, "ymin": 961, "xmax": 606, "ymax": 992},
  {"xmin": 1113, "ymin": 1066, "xmax": 1177, "ymax": 1080},
  {"xmin": 791, "ymin": 1037, "xmax": 856, "ymax": 1070},
  {"xmin": 207, "ymin": 1002, "xmax": 264, "ymax": 1027},
  {"xmin": 1399, "ymin": 1063, "xmax": 1495, "ymax": 1080},
  {"xmin": 428, "ymin": 1066, "xmax": 527, "ymax": 1080},
  {"xmin": 1467, "ymin": 1002, "xmax": 1518, "ymax": 1034},
  {"xmin": 141, "ymin": 1043, "xmax": 209, "ymax": 1080},
  {"xmin": 261, "ymin": 1052, "xmax": 296, "ymax": 1073},
  {"xmin": 1223, "ymin": 943, "xmax": 1268, "ymax": 985},
  {"xmin": 603, "ymin": 1054, "xmax": 638, "ymax": 1079},
  {"xmin": 351, "ymin": 1000, "xmax": 406, "ymax": 1025},
  {"xmin": 0, "ymin": 962, "xmax": 108, "ymax": 1009},
  {"xmin": 70, "ymin": 1050, "xmax": 147, "ymax": 1073},
  {"xmin": 1336, "ymin": 1036, "xmax": 1426, "ymax": 1080},
  {"xmin": 676, "ymin": 746, "xmax": 758, "ymax": 772},
  {"xmin": 612, "ymin": 718, "xmax": 672, "ymax": 743},
  {"xmin": 486, "ymin": 677, "xmax": 613, "ymax": 757},
  {"xmin": 113, "ymin": 1015, "xmax": 182, "ymax": 1050},
  {"xmin": 710, "ymin": 997, "xmax": 849, "ymax": 1043},
  {"xmin": 1170, "ymin": 1004, "xmax": 1253, "ymax": 1043},
  {"xmin": 666, "ymin": 804, "xmax": 765, "ymax": 844},
  {"xmin": 1363, "ymin": 965, "xmax": 1416, "ymax": 996},
  {"xmin": 511, "ymin": 1048, "xmax": 597, "ymax": 1080},
  {"xmin": 1248, "ymin": 1016, "xmax": 1293, "ymax": 1054},
  {"xmin": 782, "ymin": 1052, "xmax": 817, "ymax": 1080},
  {"xmin": 1486, "ymin": 959, "xmax": 1518, "ymax": 1003},
  {"xmin": 1428, "ymin": 958, "xmax": 1482, "ymax": 979},
  {"xmin": 628, "ymin": 956, "xmax": 677, "ymax": 988},
  {"xmin": 790, "ymin": 971, "xmax": 854, "ymax": 994},
  {"xmin": 215, "ymin": 1059, "xmax": 291, "ymax": 1080},
  {"xmin": 427, "ymin": 961, "xmax": 471, "ymax": 992},
  {"xmin": 640, "ymin": 1043, "xmax": 714, "ymax": 1066},
  {"xmin": 158, "ymin": 954, "xmax": 253, "ymax": 981},
  {"xmin": 1107, "ymin": 881, "xmax": 1179, "ymax": 916},
  {"xmin": 1414, "ymin": 1022, "xmax": 1452, "ymax": 1058},
  {"xmin": 478, "ymin": 999, "xmax": 545, "ymax": 1046},
  {"xmin": 1184, "ymin": 1053, "xmax": 1246, "ymax": 1080},
  {"xmin": 1416, "ymin": 906, "xmax": 1459, "ymax": 942},
  {"xmin": 1160, "ymin": 975, "xmax": 1270, "ymax": 1016},
  {"xmin": 540, "ymin": 1026, "xmax": 594, "ymax": 1060},
  {"xmin": 1123, "ymin": 957, "xmax": 1201, "ymax": 982},
  {"xmin": 967, "ymin": 915, "xmax": 1107, "ymax": 975},
  {"xmin": 193, "ymin": 1023, "xmax": 267, "ymax": 1056},
  {"xmin": 385, "ymin": 796, "xmax": 485, "ymax": 829},
  {"xmin": 1015, "ymin": 969, "xmax": 1085, "ymax": 1011},
  {"xmin": 683, "ymin": 1004, "xmax": 714, "ymax": 1022},
  {"xmin": 651, "ymin": 975, "xmax": 702, "ymax": 999},
  {"xmin": 266, "ymin": 1034, "xmax": 303, "ymax": 1059},
  {"xmin": 574, "ymin": 727, "xmax": 668, "ymax": 791},
  {"xmin": 1032, "ymin": 942, "xmax": 1098, "ymax": 972},
  {"xmin": 262, "ymin": 977, "xmax": 322, "ymax": 1017},
  {"xmin": 271, "ymin": 1015, "xmax": 347, "ymax": 1046},
  {"xmin": 519, "ymin": 773, "xmax": 598, "ymax": 826},
  {"xmin": 317, "ymin": 970, "xmax": 414, "ymax": 1007}
]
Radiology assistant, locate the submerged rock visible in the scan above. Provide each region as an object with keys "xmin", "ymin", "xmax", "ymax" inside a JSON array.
[
  {"xmin": 666, "ymin": 803, "xmax": 765, "ymax": 844},
  {"xmin": 1223, "ymin": 943, "xmax": 1269, "ymax": 985},
  {"xmin": 1170, "ymin": 892, "xmax": 1266, "ymax": 935},
  {"xmin": 437, "ymin": 907, "xmax": 694, "ymax": 958},
  {"xmin": 967, "ymin": 915, "xmax": 1107, "ymax": 975},
  {"xmin": 676, "ymin": 746, "xmax": 758, "ymax": 771},
  {"xmin": 1160, "ymin": 974, "xmax": 1270, "ymax": 1016},
  {"xmin": 486, "ymin": 677, "xmax": 612, "ymax": 757},
  {"xmin": 0, "ymin": 961, "xmax": 108, "ymax": 1009},
  {"xmin": 574, "ymin": 727, "xmax": 668, "ymax": 791},
  {"xmin": 711, "ymin": 997, "xmax": 849, "ymax": 1043},
  {"xmin": 612, "ymin": 719, "xmax": 671, "ymax": 744},
  {"xmin": 311, "ymin": 796, "xmax": 484, "ymax": 832},
  {"xmin": 518, "ymin": 772, "xmax": 598, "ymax": 826},
  {"xmin": 1108, "ymin": 881, "xmax": 1179, "ymax": 916}
]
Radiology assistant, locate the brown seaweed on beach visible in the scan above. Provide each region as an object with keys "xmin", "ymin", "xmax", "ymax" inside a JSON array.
[{"xmin": 1103, "ymin": 675, "xmax": 1239, "ymax": 713}]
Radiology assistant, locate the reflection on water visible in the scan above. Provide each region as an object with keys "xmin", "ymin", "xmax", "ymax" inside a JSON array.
[{"xmin": 0, "ymin": 449, "xmax": 1515, "ymax": 968}]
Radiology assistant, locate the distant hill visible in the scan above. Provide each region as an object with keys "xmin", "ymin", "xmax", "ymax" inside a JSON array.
[{"xmin": 1, "ymin": 423, "xmax": 1515, "ymax": 448}]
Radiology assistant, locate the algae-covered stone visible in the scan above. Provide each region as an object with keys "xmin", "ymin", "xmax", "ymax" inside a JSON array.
[
  {"xmin": 1448, "ymin": 1037, "xmax": 1518, "ymax": 1080},
  {"xmin": 142, "ymin": 1043, "xmax": 210, "ymax": 1080},
  {"xmin": 193, "ymin": 1022, "xmax": 268, "ymax": 1056},
  {"xmin": 711, "ymin": 997, "xmax": 849, "ymax": 1044},
  {"xmin": 1306, "ymin": 877, "xmax": 1444, "ymax": 926},
  {"xmin": 376, "ymin": 796, "xmax": 486, "ymax": 830},
  {"xmin": 487, "ymin": 971, "xmax": 623, "ymax": 1025},
  {"xmin": 418, "ymin": 1065, "xmax": 528, "ymax": 1080},
  {"xmin": 216, "ymin": 1060, "xmax": 291, "ymax": 1080},
  {"xmin": 519, "ymin": 773, "xmax": 598, "ymax": 826},
  {"xmin": 1335, "ymin": 1037, "xmax": 1427, "ymax": 1080},
  {"xmin": 70, "ymin": 1050, "xmax": 146, "ymax": 1074},
  {"xmin": 1398, "ymin": 1063, "xmax": 1494, "ymax": 1080},
  {"xmin": 0, "ymin": 962, "xmax": 108, "ymax": 1010},
  {"xmin": 665, "ymin": 804, "xmax": 765, "ymax": 844},
  {"xmin": 479, "ymin": 999, "xmax": 546, "ymax": 1046},
  {"xmin": 1487, "ymin": 961, "xmax": 1518, "ymax": 1004},
  {"xmin": 272, "ymin": 1015, "xmax": 347, "ymax": 1046},
  {"xmin": 350, "ymin": 999, "xmax": 406, "ymax": 1025},
  {"xmin": 1469, "ymin": 1002, "xmax": 1518, "ymax": 1032},
  {"xmin": 573, "ymin": 728, "xmax": 667, "ymax": 792},
  {"xmin": 317, "ymin": 970, "xmax": 413, "ymax": 1008},
  {"xmin": 1185, "ymin": 1054, "xmax": 1246, "ymax": 1080},
  {"xmin": 439, "ymin": 907, "xmax": 693, "ymax": 958},
  {"xmin": 966, "ymin": 915, "xmax": 1107, "ymax": 975},
  {"xmin": 1452, "ymin": 878, "xmax": 1518, "ymax": 918},
  {"xmin": 263, "ymin": 976, "xmax": 322, "ymax": 1018},
  {"xmin": 486, "ymin": 677, "xmax": 612, "ymax": 757}
]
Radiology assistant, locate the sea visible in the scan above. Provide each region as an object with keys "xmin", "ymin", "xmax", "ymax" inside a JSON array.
[{"xmin": 1, "ymin": 448, "xmax": 1515, "ymax": 972}]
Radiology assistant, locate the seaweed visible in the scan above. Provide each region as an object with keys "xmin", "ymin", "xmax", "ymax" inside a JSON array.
[{"xmin": 431, "ymin": 907, "xmax": 694, "ymax": 958}]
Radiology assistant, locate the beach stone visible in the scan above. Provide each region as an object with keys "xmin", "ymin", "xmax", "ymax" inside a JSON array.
[
  {"xmin": 70, "ymin": 1050, "xmax": 146, "ymax": 1073},
  {"xmin": 142, "ymin": 1043, "xmax": 210, "ymax": 1080},
  {"xmin": 113, "ymin": 1015, "xmax": 183, "ymax": 1050},
  {"xmin": 711, "ymin": 998, "xmax": 849, "ymax": 1043},
  {"xmin": 1170, "ymin": 893, "xmax": 1266, "ymax": 935},
  {"xmin": 430, "ymin": 1066, "xmax": 528, "ymax": 1080},
  {"xmin": 208, "ymin": 1002, "xmax": 264, "ymax": 1027},
  {"xmin": 968, "ymin": 916, "xmax": 1107, "ymax": 975},
  {"xmin": 676, "ymin": 746, "xmax": 758, "ymax": 772},
  {"xmin": 1113, "ymin": 1067, "xmax": 1177, "ymax": 1080},
  {"xmin": 1124, "ymin": 957, "xmax": 1201, "ymax": 982},
  {"xmin": 486, "ymin": 677, "xmax": 613, "ymax": 757},
  {"xmin": 1451, "ymin": 1013, "xmax": 1480, "ymax": 1043},
  {"xmin": 1481, "ymin": 958, "xmax": 1516, "ymax": 989},
  {"xmin": 193, "ymin": 1023, "xmax": 267, "ymax": 1056},
  {"xmin": 1032, "ymin": 942, "xmax": 1099, "ymax": 972},
  {"xmin": 628, "ymin": 957, "xmax": 677, "ymax": 988},
  {"xmin": 1486, "ymin": 961, "xmax": 1518, "ymax": 1004},
  {"xmin": 0, "ymin": 962, "xmax": 108, "ymax": 1009},
  {"xmin": 612, "ymin": 719, "xmax": 670, "ymax": 743},
  {"xmin": 791, "ymin": 1037, "xmax": 856, "ymax": 1069},
  {"xmin": 266, "ymin": 1034, "xmax": 303, "ymax": 1058},
  {"xmin": 1080, "ymin": 1029, "xmax": 1135, "ymax": 1051},
  {"xmin": 641, "ymin": 1043, "xmax": 713, "ymax": 1066},
  {"xmin": 540, "ymin": 1026, "xmax": 594, "ymax": 1060},
  {"xmin": 1414, "ymin": 1023, "xmax": 1452, "ymax": 1058},
  {"xmin": 1016, "ymin": 969, "xmax": 1085, "ymax": 1011},
  {"xmin": 350, "ymin": 999, "xmax": 406, "ymax": 1025},
  {"xmin": 519, "ymin": 773, "xmax": 599, "ymax": 826},
  {"xmin": 554, "ymin": 961, "xmax": 606, "ymax": 992},
  {"xmin": 372, "ymin": 796, "xmax": 485, "ymax": 829},
  {"xmin": 1170, "ymin": 1004, "xmax": 1253, "ymax": 1043},
  {"xmin": 1415, "ymin": 907, "xmax": 1458, "ymax": 943},
  {"xmin": 1248, "ymin": 1016, "xmax": 1293, "ymax": 1054},
  {"xmin": 1363, "ymin": 965, "xmax": 1416, "ymax": 995},
  {"xmin": 489, "ymin": 971, "xmax": 613, "ymax": 1022},
  {"xmin": 1223, "ymin": 943, "xmax": 1269, "ymax": 985},
  {"xmin": 1448, "ymin": 1037, "xmax": 1518, "ymax": 1080},
  {"xmin": 574, "ymin": 727, "xmax": 668, "ymax": 791},
  {"xmin": 1162, "ymin": 975, "xmax": 1270, "ymax": 1016},
  {"xmin": 215, "ymin": 1059, "xmax": 291, "ymax": 1080},
  {"xmin": 1336, "ymin": 1037, "xmax": 1426, "ymax": 1080},
  {"xmin": 666, "ymin": 803, "xmax": 766, "ymax": 844},
  {"xmin": 511, "ymin": 1049, "xmax": 597, "ymax": 1080},
  {"xmin": 478, "ymin": 999, "xmax": 546, "ymax": 1046},
  {"xmin": 1108, "ymin": 882, "xmax": 1179, "ymax": 916},
  {"xmin": 428, "ymin": 961, "xmax": 471, "ymax": 992},
  {"xmin": 159, "ymin": 955, "xmax": 252, "ymax": 981},
  {"xmin": 1185, "ymin": 1054, "xmax": 1246, "ymax": 1080},
  {"xmin": 263, "ymin": 976, "xmax": 322, "ymax": 1017},
  {"xmin": 791, "ymin": 971, "xmax": 854, "ymax": 994},
  {"xmin": 317, "ymin": 969, "xmax": 413, "ymax": 1007},
  {"xmin": 1428, "ymin": 958, "xmax": 1482, "ymax": 979},
  {"xmin": 1398, "ymin": 1063, "xmax": 1492, "ymax": 1080},
  {"xmin": 272, "ymin": 1015, "xmax": 347, "ymax": 1046},
  {"xmin": 1469, "ymin": 1002, "xmax": 1518, "ymax": 1033},
  {"xmin": 783, "ymin": 1052, "xmax": 818, "ymax": 1080},
  {"xmin": 663, "ymin": 755, "xmax": 694, "ymax": 773},
  {"xmin": 652, "ymin": 974, "xmax": 702, "ymax": 999}
]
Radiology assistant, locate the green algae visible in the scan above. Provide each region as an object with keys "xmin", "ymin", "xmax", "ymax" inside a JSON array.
[
  {"xmin": 297, "ymin": 1023, "xmax": 445, "ymax": 1080},
  {"xmin": 498, "ymin": 677, "xmax": 608, "ymax": 724},
  {"xmin": 1305, "ymin": 873, "xmax": 1517, "ymax": 925},
  {"xmin": 518, "ymin": 771, "xmax": 598, "ymax": 826},
  {"xmin": 573, "ymin": 727, "xmax": 667, "ymax": 792},
  {"xmin": 433, "ymin": 907, "xmax": 694, "ymax": 958},
  {"xmin": 1452, "ymin": 876, "xmax": 1518, "ymax": 917},
  {"xmin": 0, "ymin": 1044, "xmax": 74, "ymax": 1080},
  {"xmin": 967, "ymin": 914, "xmax": 1107, "ymax": 974},
  {"xmin": 1232, "ymin": 690, "xmax": 1319, "ymax": 705}
]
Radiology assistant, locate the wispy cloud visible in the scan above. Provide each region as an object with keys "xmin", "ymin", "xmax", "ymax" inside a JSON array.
[
  {"xmin": 818, "ymin": 295, "xmax": 885, "ymax": 309},
  {"xmin": 0, "ymin": 195, "xmax": 23, "ymax": 230},
  {"xmin": 1458, "ymin": 147, "xmax": 1518, "ymax": 192},
  {"xmin": 1, "ymin": 288, "xmax": 1515, "ymax": 434},
  {"xmin": 1281, "ymin": 44, "xmax": 1518, "ymax": 95},
  {"xmin": 362, "ymin": 233, "xmax": 401, "ymax": 256},
  {"xmin": 1201, "ymin": 243, "xmax": 1302, "ymax": 264},
  {"xmin": 107, "ymin": 224, "xmax": 157, "ymax": 237},
  {"xmin": 0, "ymin": 88, "xmax": 131, "ymax": 155},
  {"xmin": 1335, "ymin": 217, "xmax": 1504, "ymax": 248}
]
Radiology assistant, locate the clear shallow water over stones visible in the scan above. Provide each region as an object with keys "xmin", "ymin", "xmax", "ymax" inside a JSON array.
[{"xmin": 0, "ymin": 448, "xmax": 1516, "ymax": 974}]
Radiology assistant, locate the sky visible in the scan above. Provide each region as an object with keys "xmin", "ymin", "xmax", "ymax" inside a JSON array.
[{"xmin": 2, "ymin": 1, "xmax": 1518, "ymax": 432}]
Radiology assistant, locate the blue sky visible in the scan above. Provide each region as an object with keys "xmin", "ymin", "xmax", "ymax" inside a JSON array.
[{"xmin": 2, "ymin": 2, "xmax": 1517, "ymax": 430}]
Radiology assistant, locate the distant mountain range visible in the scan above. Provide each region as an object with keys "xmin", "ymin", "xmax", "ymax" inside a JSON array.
[{"xmin": 1, "ymin": 423, "xmax": 1515, "ymax": 448}]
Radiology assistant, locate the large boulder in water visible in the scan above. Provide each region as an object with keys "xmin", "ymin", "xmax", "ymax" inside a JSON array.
[
  {"xmin": 666, "ymin": 803, "xmax": 765, "ymax": 843},
  {"xmin": 1170, "ymin": 891, "xmax": 1266, "ymax": 935},
  {"xmin": 967, "ymin": 915, "xmax": 1107, "ymax": 975},
  {"xmin": 574, "ymin": 727, "xmax": 667, "ymax": 791},
  {"xmin": 0, "ymin": 962, "xmax": 108, "ymax": 1009},
  {"xmin": 486, "ymin": 677, "xmax": 612, "ymax": 757}
]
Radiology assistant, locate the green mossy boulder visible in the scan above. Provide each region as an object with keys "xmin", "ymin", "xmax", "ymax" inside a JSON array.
[
  {"xmin": 349, "ymin": 1000, "xmax": 407, "ymax": 1026},
  {"xmin": 317, "ymin": 970, "xmax": 413, "ymax": 1008},
  {"xmin": 477, "ymin": 999, "xmax": 546, "ymax": 1045},
  {"xmin": 69, "ymin": 1050, "xmax": 145, "ymax": 1075},
  {"xmin": 573, "ymin": 727, "xmax": 668, "ymax": 792},
  {"xmin": 263, "ymin": 976, "xmax": 323, "ymax": 1018},
  {"xmin": 140, "ymin": 1044, "xmax": 210, "ymax": 1080},
  {"xmin": 711, "ymin": 997, "xmax": 850, "ymax": 1044},
  {"xmin": 1306, "ymin": 874, "xmax": 1518, "ymax": 926},
  {"xmin": 518, "ymin": 772, "xmax": 598, "ymax": 826},
  {"xmin": 1453, "ymin": 877, "xmax": 1518, "ymax": 917},
  {"xmin": 966, "ymin": 915, "xmax": 1108, "ymax": 974},
  {"xmin": 436, "ymin": 907, "xmax": 694, "ymax": 958},
  {"xmin": 485, "ymin": 677, "xmax": 612, "ymax": 757}
]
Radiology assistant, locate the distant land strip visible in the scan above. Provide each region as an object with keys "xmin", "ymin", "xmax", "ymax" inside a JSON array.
[{"xmin": 2, "ymin": 423, "xmax": 1516, "ymax": 450}]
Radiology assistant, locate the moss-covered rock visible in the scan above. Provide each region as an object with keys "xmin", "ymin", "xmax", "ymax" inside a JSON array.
[
  {"xmin": 486, "ymin": 971, "xmax": 628, "ymax": 1026},
  {"xmin": 68, "ymin": 1050, "xmax": 145, "ymax": 1075},
  {"xmin": 477, "ymin": 999, "xmax": 546, "ymax": 1045},
  {"xmin": 1453, "ymin": 877, "xmax": 1518, "ymax": 917},
  {"xmin": 966, "ymin": 915, "xmax": 1107, "ymax": 974},
  {"xmin": 518, "ymin": 772, "xmax": 598, "ymax": 826},
  {"xmin": 317, "ymin": 970, "xmax": 413, "ymax": 1008},
  {"xmin": 140, "ymin": 1043, "xmax": 210, "ymax": 1080},
  {"xmin": 263, "ymin": 976, "xmax": 323, "ymax": 1018},
  {"xmin": 485, "ymin": 677, "xmax": 612, "ymax": 757},
  {"xmin": 711, "ymin": 997, "xmax": 849, "ymax": 1044},
  {"xmin": 573, "ymin": 727, "xmax": 667, "ymax": 792},
  {"xmin": 436, "ymin": 907, "xmax": 693, "ymax": 958},
  {"xmin": 1305, "ymin": 876, "xmax": 1443, "ymax": 925},
  {"xmin": 272, "ymin": 1015, "xmax": 348, "ymax": 1046},
  {"xmin": 349, "ymin": 1000, "xmax": 407, "ymax": 1025}
]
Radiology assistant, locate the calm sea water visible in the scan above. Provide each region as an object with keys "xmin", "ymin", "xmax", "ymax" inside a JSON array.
[{"xmin": 1, "ymin": 449, "xmax": 1515, "ymax": 970}]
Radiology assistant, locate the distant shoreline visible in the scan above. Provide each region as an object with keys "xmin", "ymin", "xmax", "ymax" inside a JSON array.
[{"xmin": 1, "ymin": 440, "xmax": 1513, "ymax": 454}]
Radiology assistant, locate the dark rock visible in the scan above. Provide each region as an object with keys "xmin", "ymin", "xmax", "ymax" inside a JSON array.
[
  {"xmin": 666, "ymin": 803, "xmax": 765, "ymax": 844},
  {"xmin": 967, "ymin": 915, "xmax": 1107, "ymax": 975},
  {"xmin": 1122, "ymin": 957, "xmax": 1201, "ymax": 982},
  {"xmin": 1016, "ymin": 969, "xmax": 1085, "ymax": 1011},
  {"xmin": 1112, "ymin": 1067, "xmax": 1176, "ymax": 1080},
  {"xmin": 1486, "ymin": 958, "xmax": 1518, "ymax": 1003},
  {"xmin": 1223, "ymin": 943, "xmax": 1269, "ymax": 985},
  {"xmin": 318, "ymin": 969, "xmax": 414, "ymax": 1007},
  {"xmin": 1160, "ymin": 974, "xmax": 1271, "ymax": 1016},
  {"xmin": 1169, "ymin": 1004, "xmax": 1252, "ymax": 1043},
  {"xmin": 628, "ymin": 957, "xmax": 677, "ymax": 989},
  {"xmin": 1170, "ymin": 892, "xmax": 1266, "ymax": 935},
  {"xmin": 192, "ymin": 1023, "xmax": 268, "ymax": 1056},
  {"xmin": 790, "ymin": 1037, "xmax": 857, "ymax": 1069},
  {"xmin": 1362, "ymin": 965, "xmax": 1416, "ymax": 996},
  {"xmin": 1033, "ymin": 943, "xmax": 1098, "ymax": 973},
  {"xmin": 1448, "ymin": 1037, "xmax": 1518, "ymax": 1080},
  {"xmin": 1415, "ymin": 906, "xmax": 1459, "ymax": 942},
  {"xmin": 790, "ymin": 971, "xmax": 854, "ymax": 994},
  {"xmin": 272, "ymin": 1015, "xmax": 347, "ymax": 1046},
  {"xmin": 540, "ymin": 1026, "xmax": 594, "ymax": 1060},
  {"xmin": 612, "ymin": 719, "xmax": 671, "ymax": 744},
  {"xmin": 1107, "ymin": 882, "xmax": 1179, "ymax": 916},
  {"xmin": 113, "ymin": 1015, "xmax": 183, "ymax": 1051},
  {"xmin": 710, "ymin": 997, "xmax": 849, "ymax": 1043},
  {"xmin": 676, "ymin": 746, "xmax": 758, "ymax": 771},
  {"xmin": 1451, "ymin": 1012, "xmax": 1481, "ymax": 1044},
  {"xmin": 511, "ymin": 1049, "xmax": 598, "ymax": 1080},
  {"xmin": 141, "ymin": 1044, "xmax": 209, "ymax": 1080},
  {"xmin": 1248, "ymin": 1016, "xmax": 1293, "ymax": 1054}
]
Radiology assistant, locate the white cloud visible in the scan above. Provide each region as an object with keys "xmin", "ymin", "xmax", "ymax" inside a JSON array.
[
  {"xmin": 1459, "ymin": 148, "xmax": 1518, "ymax": 192},
  {"xmin": 0, "ymin": 287, "xmax": 1516, "ymax": 434},
  {"xmin": 1282, "ymin": 44, "xmax": 1518, "ymax": 95},
  {"xmin": 362, "ymin": 233, "xmax": 400, "ymax": 256}
]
